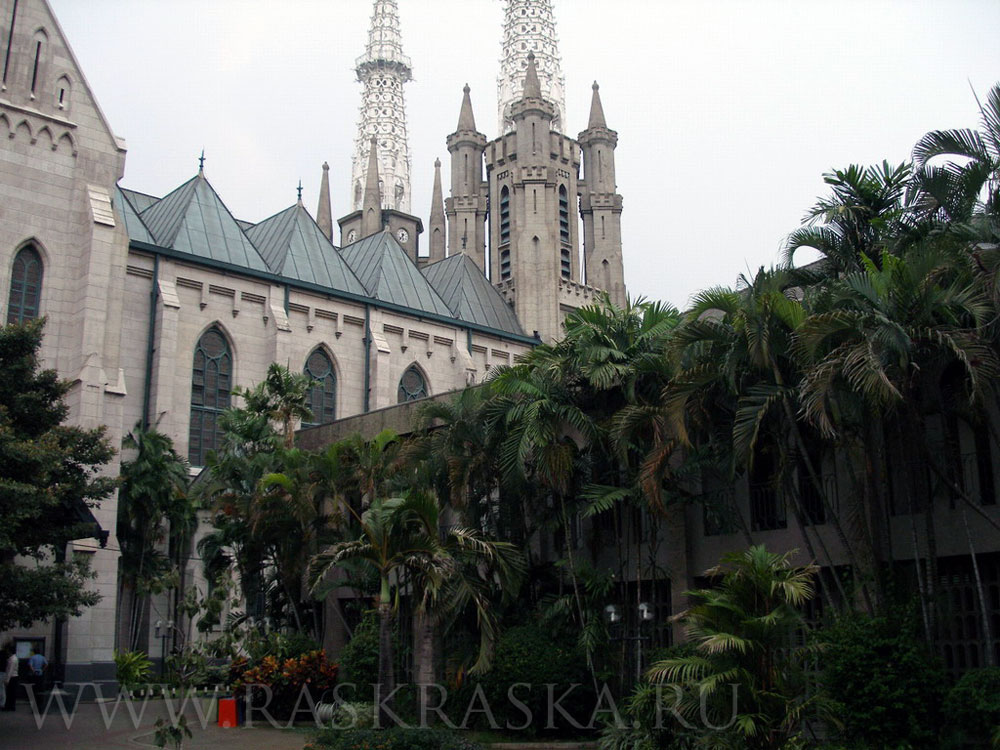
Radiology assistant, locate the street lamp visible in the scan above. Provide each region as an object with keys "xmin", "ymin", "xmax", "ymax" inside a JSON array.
[
  {"xmin": 154, "ymin": 619, "xmax": 174, "ymax": 676},
  {"xmin": 605, "ymin": 601, "xmax": 656, "ymax": 683}
]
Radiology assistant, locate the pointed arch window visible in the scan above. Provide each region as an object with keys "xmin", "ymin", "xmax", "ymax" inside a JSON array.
[
  {"xmin": 304, "ymin": 349, "xmax": 336, "ymax": 426},
  {"xmin": 189, "ymin": 327, "xmax": 231, "ymax": 466},
  {"xmin": 7, "ymin": 245, "xmax": 42, "ymax": 324},
  {"xmin": 398, "ymin": 365, "xmax": 427, "ymax": 403}
]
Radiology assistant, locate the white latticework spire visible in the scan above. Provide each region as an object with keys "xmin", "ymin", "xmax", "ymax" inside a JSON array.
[
  {"xmin": 497, "ymin": 0, "xmax": 567, "ymax": 134},
  {"xmin": 350, "ymin": 0, "xmax": 413, "ymax": 214}
]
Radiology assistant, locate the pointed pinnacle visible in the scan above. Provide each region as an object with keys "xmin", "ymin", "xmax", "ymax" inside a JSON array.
[
  {"xmin": 457, "ymin": 83, "xmax": 477, "ymax": 132},
  {"xmin": 588, "ymin": 81, "xmax": 607, "ymax": 129},
  {"xmin": 431, "ymin": 158, "xmax": 444, "ymax": 218},
  {"xmin": 317, "ymin": 162, "xmax": 333, "ymax": 240},
  {"xmin": 362, "ymin": 136, "xmax": 383, "ymax": 236},
  {"xmin": 523, "ymin": 52, "xmax": 542, "ymax": 99}
]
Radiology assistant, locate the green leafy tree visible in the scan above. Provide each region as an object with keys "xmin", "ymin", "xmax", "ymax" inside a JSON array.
[
  {"xmin": 0, "ymin": 320, "xmax": 115, "ymax": 630},
  {"xmin": 198, "ymin": 363, "xmax": 322, "ymax": 635},
  {"xmin": 647, "ymin": 546, "xmax": 833, "ymax": 750}
]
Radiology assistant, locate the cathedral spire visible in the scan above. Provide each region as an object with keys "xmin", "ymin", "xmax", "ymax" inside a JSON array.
[
  {"xmin": 428, "ymin": 158, "xmax": 446, "ymax": 265},
  {"xmin": 317, "ymin": 162, "xmax": 333, "ymax": 241},
  {"xmin": 588, "ymin": 81, "xmax": 607, "ymax": 129},
  {"xmin": 351, "ymin": 0, "xmax": 413, "ymax": 214},
  {"xmin": 522, "ymin": 52, "xmax": 541, "ymax": 99},
  {"xmin": 498, "ymin": 0, "xmax": 567, "ymax": 134},
  {"xmin": 457, "ymin": 84, "xmax": 477, "ymax": 132},
  {"xmin": 361, "ymin": 136, "xmax": 383, "ymax": 238}
]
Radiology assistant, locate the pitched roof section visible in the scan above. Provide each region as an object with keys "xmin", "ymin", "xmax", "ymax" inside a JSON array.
[
  {"xmin": 139, "ymin": 174, "xmax": 270, "ymax": 272},
  {"xmin": 246, "ymin": 204, "xmax": 367, "ymax": 296},
  {"xmin": 340, "ymin": 230, "xmax": 453, "ymax": 317},
  {"xmin": 423, "ymin": 254, "xmax": 525, "ymax": 336},
  {"xmin": 114, "ymin": 187, "xmax": 154, "ymax": 244},
  {"xmin": 120, "ymin": 188, "xmax": 160, "ymax": 213}
]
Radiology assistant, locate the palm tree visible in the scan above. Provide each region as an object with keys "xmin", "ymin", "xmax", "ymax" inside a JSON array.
[
  {"xmin": 664, "ymin": 269, "xmax": 860, "ymax": 610},
  {"xmin": 795, "ymin": 246, "xmax": 1000, "ymax": 640},
  {"xmin": 785, "ymin": 161, "xmax": 911, "ymax": 274},
  {"xmin": 647, "ymin": 546, "xmax": 833, "ymax": 750},
  {"xmin": 118, "ymin": 425, "xmax": 191, "ymax": 650},
  {"xmin": 308, "ymin": 491, "xmax": 524, "ymax": 725},
  {"xmin": 236, "ymin": 363, "xmax": 314, "ymax": 448},
  {"xmin": 912, "ymin": 82, "xmax": 1000, "ymax": 228}
]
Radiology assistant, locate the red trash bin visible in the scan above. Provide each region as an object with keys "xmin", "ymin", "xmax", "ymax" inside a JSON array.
[{"xmin": 217, "ymin": 697, "xmax": 237, "ymax": 728}]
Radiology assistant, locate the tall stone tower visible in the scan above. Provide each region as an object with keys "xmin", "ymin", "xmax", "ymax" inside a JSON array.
[
  {"xmin": 445, "ymin": 85, "xmax": 488, "ymax": 271},
  {"xmin": 486, "ymin": 54, "xmax": 582, "ymax": 342},
  {"xmin": 350, "ymin": 0, "xmax": 413, "ymax": 214},
  {"xmin": 497, "ymin": 0, "xmax": 567, "ymax": 134},
  {"xmin": 579, "ymin": 82, "xmax": 625, "ymax": 305},
  {"xmin": 453, "ymin": 0, "xmax": 626, "ymax": 343}
]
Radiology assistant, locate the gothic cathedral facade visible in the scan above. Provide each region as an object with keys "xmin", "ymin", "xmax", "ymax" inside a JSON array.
[{"xmin": 0, "ymin": 0, "xmax": 626, "ymax": 685}]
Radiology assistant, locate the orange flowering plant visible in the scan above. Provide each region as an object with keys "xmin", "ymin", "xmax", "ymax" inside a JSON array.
[{"xmin": 232, "ymin": 649, "xmax": 338, "ymax": 720}]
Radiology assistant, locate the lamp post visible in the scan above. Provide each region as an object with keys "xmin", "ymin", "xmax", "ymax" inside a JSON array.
[
  {"xmin": 605, "ymin": 601, "xmax": 655, "ymax": 684},
  {"xmin": 154, "ymin": 619, "xmax": 173, "ymax": 676}
]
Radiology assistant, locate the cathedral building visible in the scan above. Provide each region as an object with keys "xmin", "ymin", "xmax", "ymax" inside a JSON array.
[{"xmin": 0, "ymin": 0, "xmax": 627, "ymax": 686}]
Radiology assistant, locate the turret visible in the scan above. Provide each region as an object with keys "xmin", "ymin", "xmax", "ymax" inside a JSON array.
[
  {"xmin": 445, "ymin": 84, "xmax": 488, "ymax": 271},
  {"xmin": 317, "ymin": 162, "xmax": 333, "ymax": 241},
  {"xmin": 578, "ymin": 81, "xmax": 625, "ymax": 305},
  {"xmin": 427, "ymin": 158, "xmax": 446, "ymax": 266},
  {"xmin": 509, "ymin": 53, "xmax": 555, "ymax": 166}
]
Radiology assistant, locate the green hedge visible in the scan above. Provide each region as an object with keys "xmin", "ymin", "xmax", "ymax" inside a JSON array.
[
  {"xmin": 821, "ymin": 612, "xmax": 946, "ymax": 750},
  {"xmin": 454, "ymin": 623, "xmax": 593, "ymax": 734},
  {"xmin": 942, "ymin": 666, "xmax": 1000, "ymax": 748}
]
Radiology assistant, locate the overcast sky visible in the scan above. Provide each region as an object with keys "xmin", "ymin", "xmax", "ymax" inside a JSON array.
[{"xmin": 49, "ymin": 0, "xmax": 999, "ymax": 310}]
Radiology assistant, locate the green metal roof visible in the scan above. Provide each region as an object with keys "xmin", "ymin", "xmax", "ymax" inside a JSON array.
[
  {"xmin": 138, "ymin": 174, "xmax": 270, "ymax": 273},
  {"xmin": 120, "ymin": 187, "xmax": 160, "ymax": 213},
  {"xmin": 340, "ymin": 231, "xmax": 453, "ymax": 317},
  {"xmin": 246, "ymin": 204, "xmax": 368, "ymax": 296},
  {"xmin": 422, "ymin": 253, "xmax": 525, "ymax": 336},
  {"xmin": 114, "ymin": 187, "xmax": 154, "ymax": 244}
]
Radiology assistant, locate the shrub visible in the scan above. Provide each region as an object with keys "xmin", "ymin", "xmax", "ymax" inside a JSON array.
[
  {"xmin": 942, "ymin": 666, "xmax": 1000, "ymax": 748},
  {"xmin": 232, "ymin": 649, "xmax": 339, "ymax": 721},
  {"xmin": 337, "ymin": 610, "xmax": 382, "ymax": 688},
  {"xmin": 245, "ymin": 630, "xmax": 322, "ymax": 662},
  {"xmin": 306, "ymin": 727, "xmax": 483, "ymax": 750},
  {"xmin": 458, "ymin": 624, "xmax": 593, "ymax": 735},
  {"xmin": 330, "ymin": 701, "xmax": 377, "ymax": 729},
  {"xmin": 821, "ymin": 611, "xmax": 946, "ymax": 750},
  {"xmin": 114, "ymin": 649, "xmax": 153, "ymax": 691}
]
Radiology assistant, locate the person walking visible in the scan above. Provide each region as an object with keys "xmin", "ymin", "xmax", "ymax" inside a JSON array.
[{"xmin": 2, "ymin": 646, "xmax": 18, "ymax": 711}]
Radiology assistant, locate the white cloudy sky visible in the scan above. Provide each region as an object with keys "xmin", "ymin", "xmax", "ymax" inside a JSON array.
[{"xmin": 49, "ymin": 0, "xmax": 999, "ymax": 309}]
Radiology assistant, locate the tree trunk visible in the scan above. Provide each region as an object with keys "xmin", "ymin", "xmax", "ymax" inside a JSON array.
[
  {"xmin": 377, "ymin": 578, "xmax": 396, "ymax": 727},
  {"xmin": 962, "ymin": 506, "xmax": 995, "ymax": 667},
  {"xmin": 413, "ymin": 609, "xmax": 436, "ymax": 722}
]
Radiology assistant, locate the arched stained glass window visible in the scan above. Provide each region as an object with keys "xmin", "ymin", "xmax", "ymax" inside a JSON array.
[
  {"xmin": 7, "ymin": 246, "xmax": 43, "ymax": 324},
  {"xmin": 304, "ymin": 349, "xmax": 336, "ymax": 426},
  {"xmin": 189, "ymin": 327, "xmax": 231, "ymax": 466},
  {"xmin": 397, "ymin": 365, "xmax": 427, "ymax": 403}
]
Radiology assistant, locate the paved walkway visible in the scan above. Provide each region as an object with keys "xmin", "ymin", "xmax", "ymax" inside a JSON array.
[{"xmin": 0, "ymin": 697, "xmax": 310, "ymax": 750}]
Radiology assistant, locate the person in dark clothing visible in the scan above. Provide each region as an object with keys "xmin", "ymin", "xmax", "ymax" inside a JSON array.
[{"xmin": 2, "ymin": 646, "xmax": 18, "ymax": 711}]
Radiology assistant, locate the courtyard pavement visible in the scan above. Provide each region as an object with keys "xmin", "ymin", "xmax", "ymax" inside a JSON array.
[{"xmin": 0, "ymin": 697, "xmax": 309, "ymax": 750}]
